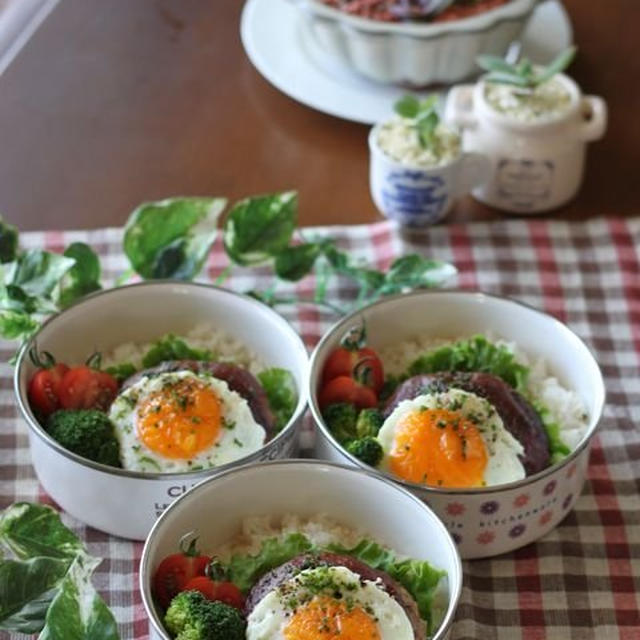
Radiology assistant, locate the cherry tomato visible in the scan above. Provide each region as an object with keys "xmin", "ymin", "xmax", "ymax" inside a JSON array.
[
  {"xmin": 57, "ymin": 367, "xmax": 118, "ymax": 411},
  {"xmin": 214, "ymin": 581, "xmax": 245, "ymax": 610},
  {"xmin": 183, "ymin": 577, "xmax": 245, "ymax": 610},
  {"xmin": 322, "ymin": 346, "xmax": 384, "ymax": 394},
  {"xmin": 152, "ymin": 540, "xmax": 210, "ymax": 609},
  {"xmin": 182, "ymin": 576, "xmax": 218, "ymax": 601},
  {"xmin": 28, "ymin": 363, "xmax": 70, "ymax": 416},
  {"xmin": 318, "ymin": 375, "xmax": 378, "ymax": 409}
]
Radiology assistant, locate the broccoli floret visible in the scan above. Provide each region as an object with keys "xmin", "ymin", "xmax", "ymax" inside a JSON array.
[
  {"xmin": 165, "ymin": 591, "xmax": 246, "ymax": 640},
  {"xmin": 322, "ymin": 403, "xmax": 358, "ymax": 444},
  {"xmin": 355, "ymin": 408, "xmax": 384, "ymax": 438},
  {"xmin": 346, "ymin": 437, "xmax": 383, "ymax": 467},
  {"xmin": 46, "ymin": 409, "xmax": 121, "ymax": 467}
]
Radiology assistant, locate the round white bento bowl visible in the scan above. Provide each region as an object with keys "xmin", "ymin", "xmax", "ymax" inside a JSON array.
[
  {"xmin": 14, "ymin": 282, "xmax": 309, "ymax": 540},
  {"xmin": 140, "ymin": 460, "xmax": 462, "ymax": 640},
  {"xmin": 309, "ymin": 290, "xmax": 605, "ymax": 559},
  {"xmin": 295, "ymin": 0, "xmax": 538, "ymax": 85}
]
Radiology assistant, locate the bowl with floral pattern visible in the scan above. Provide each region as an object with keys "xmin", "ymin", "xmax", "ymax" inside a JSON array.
[{"xmin": 309, "ymin": 290, "xmax": 605, "ymax": 558}]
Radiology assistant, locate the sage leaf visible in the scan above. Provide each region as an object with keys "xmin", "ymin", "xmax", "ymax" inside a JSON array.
[
  {"xmin": 419, "ymin": 95, "xmax": 438, "ymax": 112},
  {"xmin": 484, "ymin": 71, "xmax": 532, "ymax": 87},
  {"xmin": 393, "ymin": 95, "xmax": 420, "ymax": 118},
  {"xmin": 535, "ymin": 45, "xmax": 577, "ymax": 85},
  {"xmin": 38, "ymin": 554, "xmax": 119, "ymax": 640},
  {"xmin": 223, "ymin": 192, "xmax": 297, "ymax": 266},
  {"xmin": 0, "ymin": 503, "xmax": 84, "ymax": 561},
  {"xmin": 393, "ymin": 93, "xmax": 441, "ymax": 150},
  {"xmin": 479, "ymin": 46, "xmax": 577, "ymax": 89},
  {"xmin": 59, "ymin": 243, "xmax": 102, "ymax": 307},
  {"xmin": 274, "ymin": 243, "xmax": 321, "ymax": 281},
  {"xmin": 0, "ymin": 557, "xmax": 69, "ymax": 633},
  {"xmin": 417, "ymin": 110, "xmax": 439, "ymax": 149},
  {"xmin": 124, "ymin": 197, "xmax": 226, "ymax": 279},
  {"xmin": 476, "ymin": 54, "xmax": 517, "ymax": 73}
]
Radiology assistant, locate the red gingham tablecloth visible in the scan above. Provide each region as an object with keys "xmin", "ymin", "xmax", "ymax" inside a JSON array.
[{"xmin": 2, "ymin": 218, "xmax": 639, "ymax": 640}]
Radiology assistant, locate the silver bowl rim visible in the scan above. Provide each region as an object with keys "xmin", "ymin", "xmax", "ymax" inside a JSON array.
[
  {"xmin": 14, "ymin": 280, "xmax": 310, "ymax": 481},
  {"xmin": 139, "ymin": 457, "xmax": 463, "ymax": 640},
  {"xmin": 308, "ymin": 289, "xmax": 606, "ymax": 496}
]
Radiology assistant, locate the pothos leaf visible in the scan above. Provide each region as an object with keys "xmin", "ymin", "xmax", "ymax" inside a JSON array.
[
  {"xmin": 0, "ymin": 217, "xmax": 18, "ymax": 263},
  {"xmin": 0, "ymin": 285, "xmax": 39, "ymax": 314},
  {"xmin": 223, "ymin": 191, "xmax": 297, "ymax": 266},
  {"xmin": 59, "ymin": 243, "xmax": 102, "ymax": 308},
  {"xmin": 6, "ymin": 250, "xmax": 75, "ymax": 299},
  {"xmin": 274, "ymin": 243, "xmax": 321, "ymax": 281},
  {"xmin": 38, "ymin": 554, "xmax": 119, "ymax": 640},
  {"xmin": 123, "ymin": 197, "xmax": 226, "ymax": 280},
  {"xmin": 0, "ymin": 503, "xmax": 84, "ymax": 561},
  {"xmin": 383, "ymin": 255, "xmax": 456, "ymax": 289},
  {"xmin": 0, "ymin": 556, "xmax": 70, "ymax": 633}
]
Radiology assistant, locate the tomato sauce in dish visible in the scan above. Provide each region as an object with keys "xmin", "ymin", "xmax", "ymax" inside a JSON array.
[{"xmin": 320, "ymin": 0, "xmax": 511, "ymax": 22}]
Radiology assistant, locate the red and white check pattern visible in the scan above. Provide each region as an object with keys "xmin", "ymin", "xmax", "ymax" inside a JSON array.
[{"xmin": 1, "ymin": 218, "xmax": 639, "ymax": 640}]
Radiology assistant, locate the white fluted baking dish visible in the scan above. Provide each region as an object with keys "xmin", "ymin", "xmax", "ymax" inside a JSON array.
[{"xmin": 295, "ymin": 0, "xmax": 540, "ymax": 85}]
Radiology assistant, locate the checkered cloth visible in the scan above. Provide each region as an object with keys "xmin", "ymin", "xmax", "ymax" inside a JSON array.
[{"xmin": 1, "ymin": 218, "xmax": 639, "ymax": 640}]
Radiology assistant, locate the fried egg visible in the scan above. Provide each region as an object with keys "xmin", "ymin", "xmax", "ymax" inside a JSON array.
[
  {"xmin": 246, "ymin": 565, "xmax": 414, "ymax": 640},
  {"xmin": 377, "ymin": 388, "xmax": 525, "ymax": 488},
  {"xmin": 109, "ymin": 370, "xmax": 265, "ymax": 472}
]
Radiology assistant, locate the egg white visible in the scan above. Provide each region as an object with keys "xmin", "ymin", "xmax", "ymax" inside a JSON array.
[
  {"xmin": 246, "ymin": 565, "xmax": 414, "ymax": 640},
  {"xmin": 377, "ymin": 388, "xmax": 525, "ymax": 487},
  {"xmin": 109, "ymin": 370, "xmax": 265, "ymax": 472}
]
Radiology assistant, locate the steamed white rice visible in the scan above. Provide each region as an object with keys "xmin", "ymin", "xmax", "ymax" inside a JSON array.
[
  {"xmin": 213, "ymin": 514, "xmax": 365, "ymax": 562},
  {"xmin": 101, "ymin": 324, "xmax": 264, "ymax": 376},
  {"xmin": 379, "ymin": 333, "xmax": 589, "ymax": 451}
]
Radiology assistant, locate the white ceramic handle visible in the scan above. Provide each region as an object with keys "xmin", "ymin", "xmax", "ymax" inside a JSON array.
[
  {"xmin": 579, "ymin": 95, "xmax": 607, "ymax": 142},
  {"xmin": 444, "ymin": 85, "xmax": 477, "ymax": 129},
  {"xmin": 455, "ymin": 152, "xmax": 491, "ymax": 197}
]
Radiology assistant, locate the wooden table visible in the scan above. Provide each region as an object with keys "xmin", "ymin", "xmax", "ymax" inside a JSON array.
[{"xmin": 0, "ymin": 0, "xmax": 637, "ymax": 231}]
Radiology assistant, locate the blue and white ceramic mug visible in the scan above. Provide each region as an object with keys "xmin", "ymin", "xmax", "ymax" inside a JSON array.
[{"xmin": 369, "ymin": 125, "xmax": 490, "ymax": 228}]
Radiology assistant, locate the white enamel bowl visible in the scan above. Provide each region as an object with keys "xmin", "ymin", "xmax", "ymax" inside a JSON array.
[
  {"xmin": 140, "ymin": 460, "xmax": 462, "ymax": 640},
  {"xmin": 309, "ymin": 291, "xmax": 605, "ymax": 558},
  {"xmin": 296, "ymin": 0, "xmax": 538, "ymax": 85},
  {"xmin": 14, "ymin": 282, "xmax": 309, "ymax": 540}
]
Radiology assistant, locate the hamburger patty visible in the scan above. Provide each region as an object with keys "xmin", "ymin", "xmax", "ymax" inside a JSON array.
[
  {"xmin": 121, "ymin": 360, "xmax": 276, "ymax": 435},
  {"xmin": 245, "ymin": 552, "xmax": 426, "ymax": 639},
  {"xmin": 383, "ymin": 371, "xmax": 550, "ymax": 474}
]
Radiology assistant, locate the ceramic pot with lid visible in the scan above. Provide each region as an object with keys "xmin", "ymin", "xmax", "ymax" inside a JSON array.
[{"xmin": 444, "ymin": 73, "xmax": 607, "ymax": 213}]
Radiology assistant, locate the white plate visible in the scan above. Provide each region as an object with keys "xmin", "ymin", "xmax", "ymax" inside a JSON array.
[{"xmin": 240, "ymin": 0, "xmax": 573, "ymax": 124}]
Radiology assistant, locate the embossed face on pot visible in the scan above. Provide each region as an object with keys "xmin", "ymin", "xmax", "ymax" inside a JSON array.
[
  {"xmin": 377, "ymin": 388, "xmax": 525, "ymax": 488},
  {"xmin": 109, "ymin": 371, "xmax": 265, "ymax": 473}
]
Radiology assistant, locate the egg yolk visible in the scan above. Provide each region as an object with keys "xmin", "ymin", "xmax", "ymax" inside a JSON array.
[
  {"xmin": 284, "ymin": 596, "xmax": 381, "ymax": 640},
  {"xmin": 137, "ymin": 378, "xmax": 221, "ymax": 459},
  {"xmin": 389, "ymin": 408, "xmax": 488, "ymax": 488}
]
